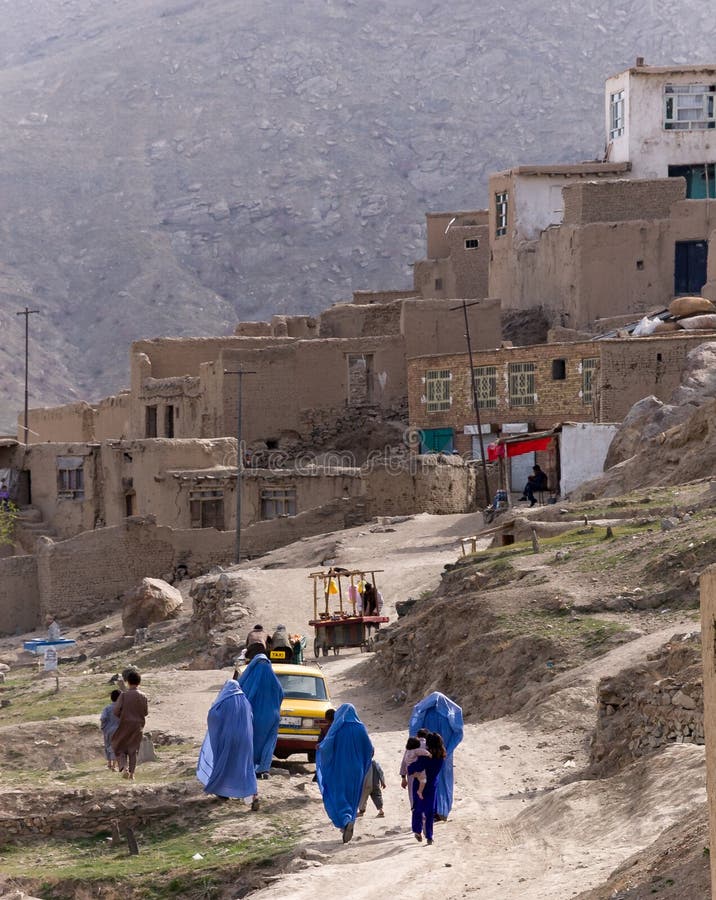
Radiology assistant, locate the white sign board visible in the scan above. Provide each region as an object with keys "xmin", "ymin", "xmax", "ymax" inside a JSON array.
[{"xmin": 44, "ymin": 647, "xmax": 58, "ymax": 671}]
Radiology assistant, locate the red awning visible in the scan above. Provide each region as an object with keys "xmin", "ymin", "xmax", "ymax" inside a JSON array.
[
  {"xmin": 505, "ymin": 436, "xmax": 553, "ymax": 457},
  {"xmin": 487, "ymin": 435, "xmax": 554, "ymax": 461}
]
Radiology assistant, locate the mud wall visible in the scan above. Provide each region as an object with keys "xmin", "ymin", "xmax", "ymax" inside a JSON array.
[{"xmin": 0, "ymin": 555, "xmax": 40, "ymax": 635}]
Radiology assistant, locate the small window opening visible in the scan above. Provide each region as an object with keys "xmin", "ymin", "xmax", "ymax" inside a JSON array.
[
  {"xmin": 266, "ymin": 438, "xmax": 279, "ymax": 450},
  {"xmin": 636, "ymin": 259, "xmax": 644, "ymax": 270},
  {"xmin": 464, "ymin": 238, "xmax": 480, "ymax": 250},
  {"xmin": 551, "ymin": 359, "xmax": 566, "ymax": 380},
  {"xmin": 434, "ymin": 277, "xmax": 443, "ymax": 291}
]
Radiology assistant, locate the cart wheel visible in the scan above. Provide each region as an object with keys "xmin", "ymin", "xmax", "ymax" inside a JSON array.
[
  {"xmin": 360, "ymin": 642, "xmax": 366, "ymax": 653},
  {"xmin": 333, "ymin": 646, "xmax": 340, "ymax": 656},
  {"xmin": 313, "ymin": 637, "xmax": 320, "ymax": 659}
]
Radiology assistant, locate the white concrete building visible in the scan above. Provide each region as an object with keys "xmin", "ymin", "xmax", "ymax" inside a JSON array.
[{"xmin": 605, "ymin": 61, "xmax": 716, "ymax": 194}]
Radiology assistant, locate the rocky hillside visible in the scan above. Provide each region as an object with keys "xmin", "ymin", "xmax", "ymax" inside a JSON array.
[
  {"xmin": 576, "ymin": 342, "xmax": 716, "ymax": 498},
  {"xmin": 0, "ymin": 0, "xmax": 713, "ymax": 429}
]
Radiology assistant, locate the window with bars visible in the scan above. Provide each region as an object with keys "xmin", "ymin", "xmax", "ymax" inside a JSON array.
[
  {"xmin": 664, "ymin": 84, "xmax": 716, "ymax": 130},
  {"xmin": 472, "ymin": 366, "xmax": 497, "ymax": 409},
  {"xmin": 495, "ymin": 192, "xmax": 508, "ymax": 237},
  {"xmin": 260, "ymin": 486, "xmax": 297, "ymax": 520},
  {"xmin": 57, "ymin": 457, "xmax": 85, "ymax": 500},
  {"xmin": 464, "ymin": 238, "xmax": 480, "ymax": 250},
  {"xmin": 610, "ymin": 89, "xmax": 625, "ymax": 139},
  {"xmin": 582, "ymin": 357, "xmax": 599, "ymax": 404},
  {"xmin": 189, "ymin": 488, "xmax": 225, "ymax": 530},
  {"xmin": 425, "ymin": 369, "xmax": 452, "ymax": 412},
  {"xmin": 508, "ymin": 362, "xmax": 536, "ymax": 407}
]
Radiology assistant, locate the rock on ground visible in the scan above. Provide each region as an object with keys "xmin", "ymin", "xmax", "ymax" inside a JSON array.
[{"xmin": 121, "ymin": 578, "xmax": 183, "ymax": 634}]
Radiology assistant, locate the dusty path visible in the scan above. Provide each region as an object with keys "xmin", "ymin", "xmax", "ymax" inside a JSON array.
[{"xmin": 142, "ymin": 513, "xmax": 707, "ymax": 900}]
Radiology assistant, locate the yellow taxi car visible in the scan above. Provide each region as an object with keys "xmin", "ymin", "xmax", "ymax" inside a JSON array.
[{"xmin": 272, "ymin": 663, "xmax": 333, "ymax": 762}]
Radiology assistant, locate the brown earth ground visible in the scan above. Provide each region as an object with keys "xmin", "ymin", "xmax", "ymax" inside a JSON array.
[{"xmin": 0, "ymin": 485, "xmax": 713, "ymax": 899}]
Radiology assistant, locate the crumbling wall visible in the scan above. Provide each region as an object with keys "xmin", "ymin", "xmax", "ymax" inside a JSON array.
[
  {"xmin": 588, "ymin": 633, "xmax": 703, "ymax": 777},
  {"xmin": 0, "ymin": 555, "xmax": 40, "ymax": 635},
  {"xmin": 365, "ymin": 455, "xmax": 484, "ymax": 514},
  {"xmin": 34, "ymin": 521, "xmax": 235, "ymax": 624}
]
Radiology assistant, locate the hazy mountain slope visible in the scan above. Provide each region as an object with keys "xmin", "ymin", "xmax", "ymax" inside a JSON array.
[{"xmin": 0, "ymin": 0, "xmax": 711, "ymax": 431}]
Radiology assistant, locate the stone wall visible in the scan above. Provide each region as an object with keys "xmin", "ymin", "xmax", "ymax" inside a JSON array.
[
  {"xmin": 598, "ymin": 334, "xmax": 716, "ymax": 422},
  {"xmin": 365, "ymin": 455, "xmax": 486, "ymax": 513},
  {"xmin": 588, "ymin": 632, "xmax": 703, "ymax": 777},
  {"xmin": 562, "ymin": 177, "xmax": 685, "ymax": 225},
  {"xmin": 318, "ymin": 301, "xmax": 403, "ymax": 338},
  {"xmin": 0, "ymin": 554, "xmax": 39, "ymax": 635},
  {"xmin": 24, "ymin": 401, "xmax": 95, "ymax": 444},
  {"xmin": 0, "ymin": 496, "xmax": 366, "ymax": 633},
  {"xmin": 34, "ymin": 520, "xmax": 235, "ymax": 624}
]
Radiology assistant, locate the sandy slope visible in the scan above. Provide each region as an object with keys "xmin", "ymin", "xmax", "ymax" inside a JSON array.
[{"xmin": 141, "ymin": 512, "xmax": 705, "ymax": 900}]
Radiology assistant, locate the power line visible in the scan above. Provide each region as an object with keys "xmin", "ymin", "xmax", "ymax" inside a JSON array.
[
  {"xmin": 15, "ymin": 307, "xmax": 40, "ymax": 445},
  {"xmin": 224, "ymin": 370, "xmax": 255, "ymax": 564}
]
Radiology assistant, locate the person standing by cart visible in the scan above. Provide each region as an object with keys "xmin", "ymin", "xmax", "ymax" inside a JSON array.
[{"xmin": 316, "ymin": 703, "xmax": 373, "ymax": 843}]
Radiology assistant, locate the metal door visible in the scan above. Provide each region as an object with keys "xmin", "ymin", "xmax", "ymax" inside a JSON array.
[{"xmin": 674, "ymin": 240, "xmax": 708, "ymax": 295}]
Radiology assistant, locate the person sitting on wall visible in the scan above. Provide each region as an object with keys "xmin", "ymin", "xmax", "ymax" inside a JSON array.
[{"xmin": 518, "ymin": 465, "xmax": 548, "ymax": 508}]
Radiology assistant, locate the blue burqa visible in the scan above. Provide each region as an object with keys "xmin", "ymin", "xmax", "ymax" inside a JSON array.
[
  {"xmin": 196, "ymin": 680, "xmax": 257, "ymax": 799},
  {"xmin": 409, "ymin": 691, "xmax": 464, "ymax": 818},
  {"xmin": 239, "ymin": 654, "xmax": 284, "ymax": 773},
  {"xmin": 316, "ymin": 703, "xmax": 373, "ymax": 829}
]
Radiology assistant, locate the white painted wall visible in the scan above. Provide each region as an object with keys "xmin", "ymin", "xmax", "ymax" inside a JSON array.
[
  {"xmin": 560, "ymin": 423, "xmax": 618, "ymax": 497},
  {"xmin": 514, "ymin": 176, "xmax": 567, "ymax": 240},
  {"xmin": 606, "ymin": 69, "xmax": 716, "ymax": 178}
]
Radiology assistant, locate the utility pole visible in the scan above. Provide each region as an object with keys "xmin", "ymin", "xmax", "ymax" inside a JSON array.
[
  {"xmin": 224, "ymin": 369, "xmax": 255, "ymax": 564},
  {"xmin": 450, "ymin": 300, "xmax": 491, "ymax": 507},
  {"xmin": 16, "ymin": 307, "xmax": 40, "ymax": 445}
]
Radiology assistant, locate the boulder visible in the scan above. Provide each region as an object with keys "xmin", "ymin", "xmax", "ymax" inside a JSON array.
[{"xmin": 122, "ymin": 578, "xmax": 183, "ymax": 634}]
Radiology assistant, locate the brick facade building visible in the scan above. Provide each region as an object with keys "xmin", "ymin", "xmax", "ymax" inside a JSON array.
[{"xmin": 408, "ymin": 333, "xmax": 716, "ymax": 457}]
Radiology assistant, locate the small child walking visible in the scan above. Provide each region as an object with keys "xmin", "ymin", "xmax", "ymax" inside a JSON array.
[
  {"xmin": 111, "ymin": 669, "xmax": 149, "ymax": 781},
  {"xmin": 100, "ymin": 689, "xmax": 121, "ymax": 770},
  {"xmin": 358, "ymin": 757, "xmax": 387, "ymax": 817}
]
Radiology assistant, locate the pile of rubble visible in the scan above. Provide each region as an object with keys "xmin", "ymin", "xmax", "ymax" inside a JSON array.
[
  {"xmin": 588, "ymin": 633, "xmax": 703, "ymax": 777},
  {"xmin": 189, "ymin": 570, "xmax": 251, "ymax": 667}
]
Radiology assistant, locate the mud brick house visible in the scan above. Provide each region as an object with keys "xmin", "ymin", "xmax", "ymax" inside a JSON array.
[
  {"xmin": 407, "ymin": 331, "xmax": 716, "ymax": 491},
  {"xmin": 407, "ymin": 63, "xmax": 716, "ymax": 332},
  {"xmin": 23, "ymin": 295, "xmax": 501, "ymax": 455}
]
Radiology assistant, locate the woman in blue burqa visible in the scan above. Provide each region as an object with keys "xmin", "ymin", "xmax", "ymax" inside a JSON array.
[
  {"xmin": 409, "ymin": 691, "xmax": 463, "ymax": 820},
  {"xmin": 196, "ymin": 679, "xmax": 260, "ymax": 810},
  {"xmin": 316, "ymin": 703, "xmax": 373, "ymax": 843},
  {"xmin": 239, "ymin": 653, "xmax": 284, "ymax": 776}
]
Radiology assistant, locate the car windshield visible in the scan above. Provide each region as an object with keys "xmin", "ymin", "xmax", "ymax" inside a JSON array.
[{"xmin": 277, "ymin": 673, "xmax": 327, "ymax": 701}]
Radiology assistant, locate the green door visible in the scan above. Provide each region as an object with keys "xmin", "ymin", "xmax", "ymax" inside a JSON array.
[{"xmin": 420, "ymin": 428, "xmax": 454, "ymax": 453}]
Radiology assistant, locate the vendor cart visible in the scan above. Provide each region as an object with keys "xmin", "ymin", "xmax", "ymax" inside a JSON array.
[{"xmin": 308, "ymin": 568, "xmax": 389, "ymax": 657}]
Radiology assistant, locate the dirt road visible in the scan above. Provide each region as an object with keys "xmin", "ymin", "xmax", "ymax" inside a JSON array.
[{"xmin": 144, "ymin": 512, "xmax": 704, "ymax": 900}]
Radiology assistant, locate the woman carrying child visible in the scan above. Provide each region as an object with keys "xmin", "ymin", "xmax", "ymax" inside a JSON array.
[{"xmin": 408, "ymin": 732, "xmax": 447, "ymax": 845}]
